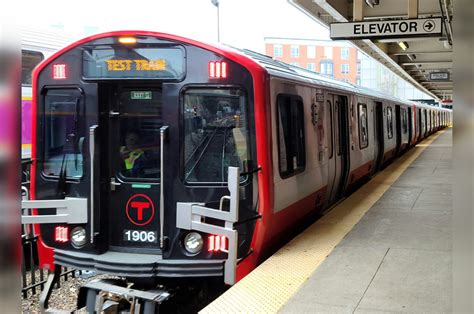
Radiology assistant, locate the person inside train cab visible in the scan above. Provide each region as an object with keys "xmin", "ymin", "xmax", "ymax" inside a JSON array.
[{"xmin": 120, "ymin": 130, "xmax": 145, "ymax": 175}]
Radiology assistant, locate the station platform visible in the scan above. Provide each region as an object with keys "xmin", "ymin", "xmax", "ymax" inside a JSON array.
[{"xmin": 202, "ymin": 128, "xmax": 452, "ymax": 313}]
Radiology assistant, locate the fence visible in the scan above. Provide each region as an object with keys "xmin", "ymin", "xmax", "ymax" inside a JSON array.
[{"xmin": 21, "ymin": 234, "xmax": 82, "ymax": 299}]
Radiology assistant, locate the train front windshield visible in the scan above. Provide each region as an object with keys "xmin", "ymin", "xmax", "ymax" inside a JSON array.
[
  {"xmin": 183, "ymin": 88, "xmax": 249, "ymax": 184},
  {"xmin": 33, "ymin": 34, "xmax": 257, "ymax": 264}
]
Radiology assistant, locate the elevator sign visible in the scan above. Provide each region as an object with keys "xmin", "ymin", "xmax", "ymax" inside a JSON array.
[{"xmin": 330, "ymin": 18, "xmax": 442, "ymax": 40}]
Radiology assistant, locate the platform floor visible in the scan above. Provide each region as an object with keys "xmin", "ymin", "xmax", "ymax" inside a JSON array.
[
  {"xmin": 282, "ymin": 128, "xmax": 452, "ymax": 313},
  {"xmin": 201, "ymin": 128, "xmax": 452, "ymax": 314}
]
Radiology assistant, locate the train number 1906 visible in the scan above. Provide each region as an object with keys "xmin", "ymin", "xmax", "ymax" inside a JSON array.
[{"xmin": 123, "ymin": 230, "xmax": 157, "ymax": 243}]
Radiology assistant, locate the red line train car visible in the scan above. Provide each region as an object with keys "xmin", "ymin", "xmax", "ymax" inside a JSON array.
[{"xmin": 24, "ymin": 30, "xmax": 451, "ymax": 312}]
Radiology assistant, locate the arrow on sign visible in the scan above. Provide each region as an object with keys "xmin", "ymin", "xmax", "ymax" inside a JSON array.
[{"xmin": 423, "ymin": 20, "xmax": 435, "ymax": 32}]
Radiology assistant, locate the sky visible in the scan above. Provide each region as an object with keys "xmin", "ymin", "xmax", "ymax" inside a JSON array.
[
  {"xmin": 12, "ymin": 0, "xmax": 430, "ymax": 99},
  {"xmin": 17, "ymin": 0, "xmax": 330, "ymax": 52}
]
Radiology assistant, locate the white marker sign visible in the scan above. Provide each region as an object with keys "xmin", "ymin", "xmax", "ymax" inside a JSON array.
[{"xmin": 330, "ymin": 18, "xmax": 442, "ymax": 40}]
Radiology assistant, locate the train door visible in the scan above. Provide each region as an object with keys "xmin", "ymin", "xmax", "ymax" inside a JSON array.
[
  {"xmin": 407, "ymin": 107, "xmax": 413, "ymax": 145},
  {"xmin": 395, "ymin": 105, "xmax": 401, "ymax": 155},
  {"xmin": 374, "ymin": 101, "xmax": 384, "ymax": 170},
  {"xmin": 326, "ymin": 93, "xmax": 350, "ymax": 204},
  {"xmin": 106, "ymin": 85, "xmax": 163, "ymax": 251},
  {"xmin": 418, "ymin": 108, "xmax": 423, "ymax": 139},
  {"xmin": 423, "ymin": 109, "xmax": 430, "ymax": 137}
]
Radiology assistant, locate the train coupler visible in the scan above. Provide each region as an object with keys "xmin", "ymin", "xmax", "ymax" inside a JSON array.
[{"xmin": 77, "ymin": 279, "xmax": 171, "ymax": 313}]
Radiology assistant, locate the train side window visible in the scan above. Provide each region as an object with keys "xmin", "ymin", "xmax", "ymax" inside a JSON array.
[
  {"xmin": 22, "ymin": 50, "xmax": 44, "ymax": 86},
  {"xmin": 277, "ymin": 94, "xmax": 305, "ymax": 178},
  {"xmin": 183, "ymin": 88, "xmax": 249, "ymax": 184},
  {"xmin": 387, "ymin": 106, "xmax": 393, "ymax": 139},
  {"xmin": 402, "ymin": 109, "xmax": 408, "ymax": 133},
  {"xmin": 358, "ymin": 103, "xmax": 368, "ymax": 149},
  {"xmin": 42, "ymin": 88, "xmax": 84, "ymax": 179}
]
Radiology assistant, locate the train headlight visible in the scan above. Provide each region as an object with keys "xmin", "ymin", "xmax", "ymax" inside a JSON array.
[
  {"xmin": 70, "ymin": 227, "xmax": 87, "ymax": 248},
  {"xmin": 183, "ymin": 232, "xmax": 203, "ymax": 254}
]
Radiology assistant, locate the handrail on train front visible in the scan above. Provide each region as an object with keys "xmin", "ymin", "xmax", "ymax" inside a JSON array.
[{"xmin": 176, "ymin": 166, "xmax": 240, "ymax": 285}]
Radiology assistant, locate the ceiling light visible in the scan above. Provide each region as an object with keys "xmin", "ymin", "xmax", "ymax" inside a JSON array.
[{"xmin": 398, "ymin": 41, "xmax": 409, "ymax": 51}]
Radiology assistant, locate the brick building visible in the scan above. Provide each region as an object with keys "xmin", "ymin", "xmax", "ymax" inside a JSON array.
[{"xmin": 264, "ymin": 37, "xmax": 359, "ymax": 84}]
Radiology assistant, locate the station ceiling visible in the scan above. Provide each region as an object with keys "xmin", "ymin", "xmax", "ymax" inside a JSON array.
[{"xmin": 289, "ymin": 0, "xmax": 453, "ymax": 103}]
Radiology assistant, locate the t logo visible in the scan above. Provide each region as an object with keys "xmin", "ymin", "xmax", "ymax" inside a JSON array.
[
  {"xmin": 126, "ymin": 194, "xmax": 155, "ymax": 226},
  {"xmin": 131, "ymin": 202, "xmax": 150, "ymax": 221}
]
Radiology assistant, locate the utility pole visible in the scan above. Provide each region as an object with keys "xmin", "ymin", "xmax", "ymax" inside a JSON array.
[{"xmin": 211, "ymin": 0, "xmax": 220, "ymax": 42}]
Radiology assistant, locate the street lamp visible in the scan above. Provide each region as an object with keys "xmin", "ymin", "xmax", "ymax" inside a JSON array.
[{"xmin": 211, "ymin": 0, "xmax": 220, "ymax": 42}]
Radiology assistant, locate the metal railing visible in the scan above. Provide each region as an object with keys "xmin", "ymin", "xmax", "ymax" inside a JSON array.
[{"xmin": 21, "ymin": 162, "xmax": 82, "ymax": 299}]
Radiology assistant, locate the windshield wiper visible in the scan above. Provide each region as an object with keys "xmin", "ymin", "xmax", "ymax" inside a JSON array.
[{"xmin": 56, "ymin": 147, "xmax": 69, "ymax": 199}]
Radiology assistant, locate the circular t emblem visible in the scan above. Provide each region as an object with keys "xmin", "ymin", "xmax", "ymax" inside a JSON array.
[{"xmin": 126, "ymin": 194, "xmax": 155, "ymax": 226}]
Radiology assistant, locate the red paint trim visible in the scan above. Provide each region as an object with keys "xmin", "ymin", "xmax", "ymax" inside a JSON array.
[
  {"xmin": 347, "ymin": 160, "xmax": 374, "ymax": 188},
  {"xmin": 237, "ymin": 186, "xmax": 327, "ymax": 280},
  {"xmin": 383, "ymin": 147, "xmax": 397, "ymax": 164},
  {"xmin": 31, "ymin": 54, "xmax": 55, "ymax": 270}
]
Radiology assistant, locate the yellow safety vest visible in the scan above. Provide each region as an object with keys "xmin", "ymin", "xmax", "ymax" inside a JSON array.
[{"xmin": 123, "ymin": 149, "xmax": 144, "ymax": 170}]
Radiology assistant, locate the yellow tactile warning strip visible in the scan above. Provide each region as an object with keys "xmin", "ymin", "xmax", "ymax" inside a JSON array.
[{"xmin": 201, "ymin": 128, "xmax": 448, "ymax": 314}]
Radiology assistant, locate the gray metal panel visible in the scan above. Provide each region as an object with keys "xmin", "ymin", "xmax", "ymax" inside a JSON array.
[{"xmin": 21, "ymin": 197, "xmax": 88, "ymax": 224}]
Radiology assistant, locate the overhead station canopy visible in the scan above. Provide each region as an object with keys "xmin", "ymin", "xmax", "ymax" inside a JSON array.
[{"xmin": 289, "ymin": 0, "xmax": 453, "ymax": 104}]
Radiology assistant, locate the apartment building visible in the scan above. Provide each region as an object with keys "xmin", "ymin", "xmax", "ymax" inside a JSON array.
[{"xmin": 264, "ymin": 37, "xmax": 358, "ymax": 84}]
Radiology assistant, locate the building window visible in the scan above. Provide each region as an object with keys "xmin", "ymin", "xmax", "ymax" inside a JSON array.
[
  {"xmin": 290, "ymin": 45, "xmax": 300, "ymax": 58},
  {"xmin": 273, "ymin": 44, "xmax": 283, "ymax": 57},
  {"xmin": 341, "ymin": 64, "xmax": 350, "ymax": 74},
  {"xmin": 277, "ymin": 94, "xmax": 305, "ymax": 178},
  {"xmin": 387, "ymin": 106, "xmax": 394, "ymax": 139},
  {"xmin": 320, "ymin": 61, "xmax": 334, "ymax": 76},
  {"xmin": 341, "ymin": 47, "xmax": 349, "ymax": 60},
  {"xmin": 307, "ymin": 45, "xmax": 316, "ymax": 58},
  {"xmin": 307, "ymin": 63, "xmax": 315, "ymax": 71},
  {"xmin": 290, "ymin": 62, "xmax": 300, "ymax": 67},
  {"xmin": 323, "ymin": 46, "xmax": 333, "ymax": 59},
  {"xmin": 358, "ymin": 103, "xmax": 369, "ymax": 149}
]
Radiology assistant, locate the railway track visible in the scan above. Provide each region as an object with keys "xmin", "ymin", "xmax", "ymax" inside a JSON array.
[{"xmin": 185, "ymin": 123, "xmax": 233, "ymax": 183}]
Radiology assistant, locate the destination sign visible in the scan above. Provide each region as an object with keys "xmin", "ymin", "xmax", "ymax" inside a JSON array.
[
  {"xmin": 330, "ymin": 18, "xmax": 442, "ymax": 40},
  {"xmin": 83, "ymin": 46, "xmax": 185, "ymax": 80},
  {"xmin": 105, "ymin": 59, "xmax": 167, "ymax": 72}
]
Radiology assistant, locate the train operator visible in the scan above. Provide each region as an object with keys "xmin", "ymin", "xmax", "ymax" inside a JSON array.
[{"xmin": 120, "ymin": 130, "xmax": 145, "ymax": 175}]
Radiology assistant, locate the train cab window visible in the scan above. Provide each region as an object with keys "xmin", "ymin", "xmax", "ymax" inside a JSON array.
[
  {"xmin": 183, "ymin": 88, "xmax": 249, "ymax": 184},
  {"xmin": 277, "ymin": 94, "xmax": 305, "ymax": 178},
  {"xmin": 117, "ymin": 90, "xmax": 162, "ymax": 180},
  {"xmin": 358, "ymin": 103, "xmax": 368, "ymax": 149},
  {"xmin": 387, "ymin": 106, "xmax": 393, "ymax": 139},
  {"xmin": 22, "ymin": 50, "xmax": 43, "ymax": 86},
  {"xmin": 43, "ymin": 89, "xmax": 84, "ymax": 179}
]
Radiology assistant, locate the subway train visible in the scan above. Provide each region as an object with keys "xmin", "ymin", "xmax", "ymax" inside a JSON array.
[{"xmin": 23, "ymin": 30, "xmax": 451, "ymax": 312}]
